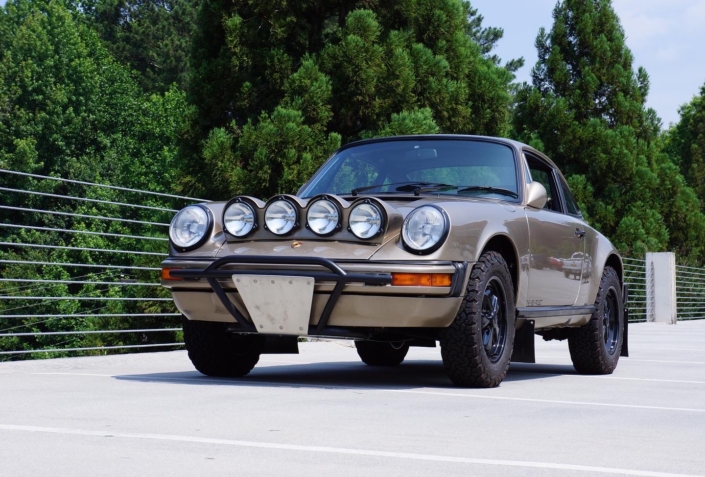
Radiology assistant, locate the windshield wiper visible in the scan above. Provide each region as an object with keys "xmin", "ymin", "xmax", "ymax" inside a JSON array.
[
  {"xmin": 456, "ymin": 186, "xmax": 518, "ymax": 198},
  {"xmin": 395, "ymin": 182, "xmax": 457, "ymax": 196},
  {"xmin": 351, "ymin": 181, "xmax": 456, "ymax": 196}
]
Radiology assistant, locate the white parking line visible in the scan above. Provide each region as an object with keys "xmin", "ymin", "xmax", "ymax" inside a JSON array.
[
  {"xmin": 0, "ymin": 424, "xmax": 701, "ymax": 477},
  {"xmin": 508, "ymin": 371, "xmax": 705, "ymax": 385},
  {"xmin": 258, "ymin": 359, "xmax": 315, "ymax": 365},
  {"xmin": 536, "ymin": 356, "xmax": 705, "ymax": 365},
  {"xmin": 636, "ymin": 348, "xmax": 705, "ymax": 352},
  {"xmin": 32, "ymin": 373, "xmax": 705, "ymax": 413}
]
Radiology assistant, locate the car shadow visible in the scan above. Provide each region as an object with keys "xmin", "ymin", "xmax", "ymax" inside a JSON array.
[{"xmin": 112, "ymin": 359, "xmax": 579, "ymax": 391}]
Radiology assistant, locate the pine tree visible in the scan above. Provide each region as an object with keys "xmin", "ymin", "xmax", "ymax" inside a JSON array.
[
  {"xmin": 80, "ymin": 0, "xmax": 199, "ymax": 93},
  {"xmin": 513, "ymin": 0, "xmax": 705, "ymax": 262},
  {"xmin": 665, "ymin": 83, "xmax": 705, "ymax": 207},
  {"xmin": 181, "ymin": 0, "xmax": 516, "ymax": 200}
]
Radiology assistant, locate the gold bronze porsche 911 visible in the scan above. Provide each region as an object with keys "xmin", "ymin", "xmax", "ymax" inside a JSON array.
[{"xmin": 161, "ymin": 135, "xmax": 628, "ymax": 388}]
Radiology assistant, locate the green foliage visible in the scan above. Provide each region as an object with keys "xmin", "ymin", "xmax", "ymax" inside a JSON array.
[
  {"xmin": 0, "ymin": 0, "xmax": 191, "ymax": 359},
  {"xmin": 665, "ymin": 83, "xmax": 705, "ymax": 206},
  {"xmin": 513, "ymin": 0, "xmax": 705, "ymax": 263},
  {"xmin": 370, "ymin": 107, "xmax": 440, "ymax": 137},
  {"xmin": 80, "ymin": 0, "xmax": 200, "ymax": 93},
  {"xmin": 182, "ymin": 0, "xmax": 516, "ymax": 199}
]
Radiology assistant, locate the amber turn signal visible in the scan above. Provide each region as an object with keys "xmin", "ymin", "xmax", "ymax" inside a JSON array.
[
  {"xmin": 391, "ymin": 273, "xmax": 452, "ymax": 287},
  {"xmin": 161, "ymin": 268, "xmax": 182, "ymax": 281}
]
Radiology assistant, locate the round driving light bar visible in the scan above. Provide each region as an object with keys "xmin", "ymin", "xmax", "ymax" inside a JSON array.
[
  {"xmin": 307, "ymin": 198, "xmax": 340, "ymax": 236},
  {"xmin": 402, "ymin": 205, "xmax": 448, "ymax": 253},
  {"xmin": 349, "ymin": 202, "xmax": 384, "ymax": 239},
  {"xmin": 265, "ymin": 199, "xmax": 298, "ymax": 235},
  {"xmin": 169, "ymin": 205, "xmax": 212, "ymax": 251},
  {"xmin": 223, "ymin": 200, "xmax": 256, "ymax": 237}
]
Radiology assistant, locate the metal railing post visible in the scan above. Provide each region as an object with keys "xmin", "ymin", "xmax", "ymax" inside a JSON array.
[{"xmin": 646, "ymin": 252, "xmax": 677, "ymax": 324}]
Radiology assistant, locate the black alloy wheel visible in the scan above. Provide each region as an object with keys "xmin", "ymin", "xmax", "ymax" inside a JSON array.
[
  {"xmin": 440, "ymin": 251, "xmax": 516, "ymax": 388},
  {"xmin": 568, "ymin": 266, "xmax": 623, "ymax": 374},
  {"xmin": 481, "ymin": 278, "xmax": 509, "ymax": 363},
  {"xmin": 603, "ymin": 287, "xmax": 620, "ymax": 355}
]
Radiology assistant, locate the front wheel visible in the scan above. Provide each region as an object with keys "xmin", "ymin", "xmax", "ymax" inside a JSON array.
[
  {"xmin": 440, "ymin": 251, "xmax": 516, "ymax": 388},
  {"xmin": 355, "ymin": 340, "xmax": 409, "ymax": 366},
  {"xmin": 568, "ymin": 266, "xmax": 623, "ymax": 374},
  {"xmin": 182, "ymin": 317, "xmax": 265, "ymax": 377}
]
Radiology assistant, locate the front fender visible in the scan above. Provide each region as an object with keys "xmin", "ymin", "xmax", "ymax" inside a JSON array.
[{"xmin": 369, "ymin": 200, "xmax": 530, "ymax": 305}]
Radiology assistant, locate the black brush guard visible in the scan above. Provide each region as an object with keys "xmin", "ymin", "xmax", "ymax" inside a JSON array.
[{"xmin": 168, "ymin": 256, "xmax": 393, "ymax": 336}]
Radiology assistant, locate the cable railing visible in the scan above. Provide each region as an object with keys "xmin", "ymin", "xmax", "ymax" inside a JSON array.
[
  {"xmin": 0, "ymin": 259, "xmax": 161, "ymax": 271},
  {"xmin": 0, "ymin": 278, "xmax": 159, "ymax": 287},
  {"xmin": 623, "ymin": 257, "xmax": 647, "ymax": 323},
  {"xmin": 0, "ymin": 186, "xmax": 178, "ymax": 213},
  {"xmin": 0, "ymin": 328, "xmax": 181, "ymax": 337},
  {"xmin": 0, "ymin": 313, "xmax": 181, "ymax": 319},
  {"xmin": 0, "ymin": 223, "xmax": 168, "ymax": 242},
  {"xmin": 0, "ymin": 241, "xmax": 167, "ymax": 257},
  {"xmin": 0, "ymin": 168, "xmax": 207, "ymax": 202},
  {"xmin": 675, "ymin": 264, "xmax": 705, "ymax": 321},
  {"xmin": 0, "ymin": 169, "xmax": 192, "ymax": 359},
  {"xmin": 0, "ymin": 343, "xmax": 185, "ymax": 356},
  {"xmin": 2, "ymin": 168, "xmax": 705, "ymax": 360},
  {"xmin": 0, "ymin": 204, "xmax": 170, "ymax": 227}
]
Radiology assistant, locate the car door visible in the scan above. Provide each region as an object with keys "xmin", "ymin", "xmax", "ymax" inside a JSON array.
[{"xmin": 524, "ymin": 154, "xmax": 584, "ymax": 306}]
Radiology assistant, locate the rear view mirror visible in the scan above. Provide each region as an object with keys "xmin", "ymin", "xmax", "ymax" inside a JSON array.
[
  {"xmin": 526, "ymin": 181, "xmax": 547, "ymax": 209},
  {"xmin": 405, "ymin": 148, "xmax": 438, "ymax": 160}
]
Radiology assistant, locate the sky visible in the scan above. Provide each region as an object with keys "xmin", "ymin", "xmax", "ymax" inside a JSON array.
[
  {"xmin": 1, "ymin": 0, "xmax": 702, "ymax": 126},
  {"xmin": 471, "ymin": 0, "xmax": 705, "ymax": 127}
]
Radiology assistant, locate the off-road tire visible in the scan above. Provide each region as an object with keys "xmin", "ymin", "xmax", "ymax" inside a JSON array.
[
  {"xmin": 440, "ymin": 251, "xmax": 516, "ymax": 388},
  {"xmin": 568, "ymin": 266, "xmax": 623, "ymax": 374},
  {"xmin": 355, "ymin": 340, "xmax": 409, "ymax": 366},
  {"xmin": 182, "ymin": 317, "xmax": 265, "ymax": 377}
]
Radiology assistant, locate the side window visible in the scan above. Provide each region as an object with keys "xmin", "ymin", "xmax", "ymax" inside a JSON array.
[
  {"xmin": 558, "ymin": 175, "xmax": 581, "ymax": 216},
  {"xmin": 526, "ymin": 155, "xmax": 560, "ymax": 212}
]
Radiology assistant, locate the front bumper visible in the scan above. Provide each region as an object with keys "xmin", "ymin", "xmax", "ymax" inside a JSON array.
[{"xmin": 163, "ymin": 255, "xmax": 467, "ymax": 334}]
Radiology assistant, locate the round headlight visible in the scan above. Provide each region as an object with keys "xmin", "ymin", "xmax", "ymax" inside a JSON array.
[
  {"xmin": 224, "ymin": 201, "xmax": 256, "ymax": 237},
  {"xmin": 169, "ymin": 205, "xmax": 211, "ymax": 249},
  {"xmin": 349, "ymin": 202, "xmax": 383, "ymax": 239},
  {"xmin": 307, "ymin": 199, "xmax": 340, "ymax": 236},
  {"xmin": 265, "ymin": 199, "xmax": 297, "ymax": 235},
  {"xmin": 402, "ymin": 206, "xmax": 448, "ymax": 252}
]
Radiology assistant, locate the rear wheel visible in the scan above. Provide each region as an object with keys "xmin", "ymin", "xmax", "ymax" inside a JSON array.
[
  {"xmin": 568, "ymin": 266, "xmax": 623, "ymax": 374},
  {"xmin": 440, "ymin": 251, "xmax": 516, "ymax": 388},
  {"xmin": 182, "ymin": 317, "xmax": 265, "ymax": 377},
  {"xmin": 355, "ymin": 340, "xmax": 409, "ymax": 366}
]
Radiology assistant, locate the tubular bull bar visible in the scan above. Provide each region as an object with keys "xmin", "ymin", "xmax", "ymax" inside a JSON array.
[{"xmin": 168, "ymin": 256, "xmax": 393, "ymax": 335}]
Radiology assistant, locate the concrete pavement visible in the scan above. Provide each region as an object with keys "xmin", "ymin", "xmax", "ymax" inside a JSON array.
[{"xmin": 1, "ymin": 321, "xmax": 705, "ymax": 476}]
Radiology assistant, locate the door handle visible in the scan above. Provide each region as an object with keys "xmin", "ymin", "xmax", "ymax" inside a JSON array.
[{"xmin": 575, "ymin": 228, "xmax": 586, "ymax": 238}]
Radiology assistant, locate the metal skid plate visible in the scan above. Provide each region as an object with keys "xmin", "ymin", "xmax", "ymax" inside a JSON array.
[{"xmin": 233, "ymin": 275, "xmax": 314, "ymax": 336}]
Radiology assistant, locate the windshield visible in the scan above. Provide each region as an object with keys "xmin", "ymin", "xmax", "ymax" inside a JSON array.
[{"xmin": 299, "ymin": 139, "xmax": 518, "ymax": 200}]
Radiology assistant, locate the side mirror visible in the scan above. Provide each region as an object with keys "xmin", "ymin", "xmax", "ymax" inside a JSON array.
[{"xmin": 526, "ymin": 181, "xmax": 547, "ymax": 209}]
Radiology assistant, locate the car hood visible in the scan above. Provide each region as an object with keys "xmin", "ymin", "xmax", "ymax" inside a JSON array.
[{"xmin": 175, "ymin": 195, "xmax": 527, "ymax": 263}]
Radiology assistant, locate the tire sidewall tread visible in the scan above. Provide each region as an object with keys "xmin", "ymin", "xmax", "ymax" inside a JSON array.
[
  {"xmin": 182, "ymin": 317, "xmax": 265, "ymax": 377},
  {"xmin": 568, "ymin": 266, "xmax": 623, "ymax": 374},
  {"xmin": 440, "ymin": 251, "xmax": 516, "ymax": 388}
]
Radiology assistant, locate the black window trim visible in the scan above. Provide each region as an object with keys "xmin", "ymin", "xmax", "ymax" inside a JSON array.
[
  {"xmin": 523, "ymin": 151, "xmax": 565, "ymax": 215},
  {"xmin": 555, "ymin": 171, "xmax": 583, "ymax": 219}
]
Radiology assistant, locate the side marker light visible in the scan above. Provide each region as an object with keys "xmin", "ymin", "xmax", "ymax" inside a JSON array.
[{"xmin": 391, "ymin": 273, "xmax": 452, "ymax": 287}]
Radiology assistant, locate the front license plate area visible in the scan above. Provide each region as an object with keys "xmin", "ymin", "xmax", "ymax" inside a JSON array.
[{"xmin": 233, "ymin": 275, "xmax": 314, "ymax": 336}]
